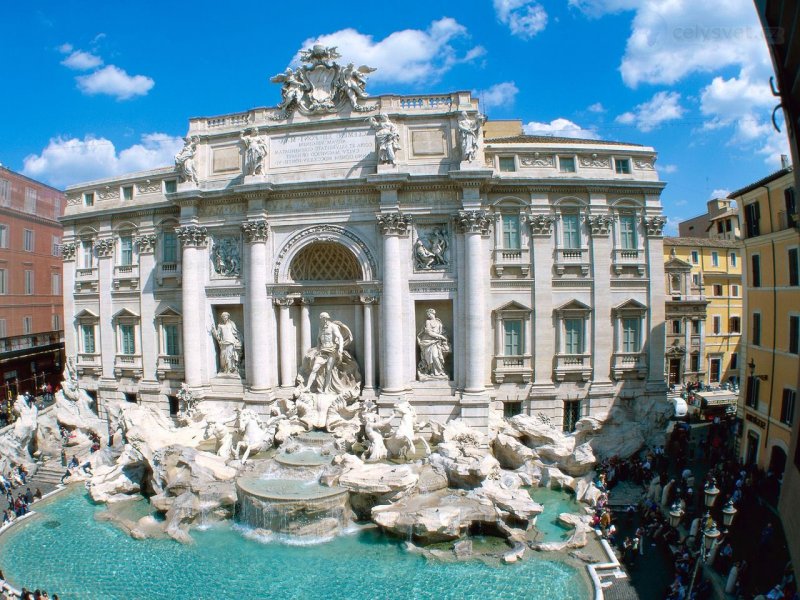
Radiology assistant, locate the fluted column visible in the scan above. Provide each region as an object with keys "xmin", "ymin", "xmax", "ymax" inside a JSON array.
[
  {"xmin": 275, "ymin": 298, "xmax": 294, "ymax": 387},
  {"xmin": 299, "ymin": 297, "xmax": 314, "ymax": 357},
  {"xmin": 457, "ymin": 210, "xmax": 491, "ymax": 393},
  {"xmin": 242, "ymin": 220, "xmax": 270, "ymax": 391},
  {"xmin": 361, "ymin": 295, "xmax": 377, "ymax": 391},
  {"xmin": 377, "ymin": 212, "xmax": 411, "ymax": 394},
  {"xmin": 176, "ymin": 224, "xmax": 208, "ymax": 387}
]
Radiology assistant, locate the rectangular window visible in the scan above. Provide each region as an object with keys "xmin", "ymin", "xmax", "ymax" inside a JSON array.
[
  {"xmin": 711, "ymin": 251, "xmax": 719, "ymax": 267},
  {"xmin": 164, "ymin": 180, "xmax": 177, "ymax": 193},
  {"xmin": 84, "ymin": 192, "xmax": 94, "ymax": 207},
  {"xmin": 690, "ymin": 353, "xmax": 699, "ymax": 372},
  {"xmin": 745, "ymin": 201, "xmax": 760, "ymax": 237},
  {"xmin": 781, "ymin": 389, "xmax": 796, "ymax": 425},
  {"xmin": 621, "ymin": 317, "xmax": 640, "ymax": 352},
  {"xmin": 710, "ymin": 358, "xmax": 721, "ymax": 383},
  {"xmin": 712, "ymin": 315, "xmax": 721, "ymax": 334},
  {"xmin": 752, "ymin": 313, "xmax": 761, "ymax": 346},
  {"xmin": 51, "ymin": 273, "xmax": 60, "ymax": 295},
  {"xmin": 564, "ymin": 318, "xmax": 583, "ymax": 354},
  {"xmin": 119, "ymin": 324, "xmax": 135, "ymax": 355},
  {"xmin": 24, "ymin": 270, "xmax": 33, "ymax": 295},
  {"xmin": 503, "ymin": 319, "xmax": 522, "ymax": 356},
  {"xmin": 499, "ymin": 157, "xmax": 516, "ymax": 172},
  {"xmin": 619, "ymin": 214, "xmax": 637, "ymax": 249},
  {"xmin": 726, "ymin": 219, "xmax": 733, "ymax": 232},
  {"xmin": 789, "ymin": 248, "xmax": 799, "ymax": 287},
  {"xmin": 22, "ymin": 316, "xmax": 32, "ymax": 334},
  {"xmin": 122, "ymin": 185, "xmax": 134, "ymax": 201},
  {"xmin": 162, "ymin": 232, "xmax": 178, "ymax": 263},
  {"xmin": 51, "ymin": 235, "xmax": 61, "ymax": 256},
  {"xmin": 691, "ymin": 250, "xmax": 699, "ymax": 264},
  {"xmin": 563, "ymin": 400, "xmax": 581, "ymax": 433},
  {"xmin": 23, "ymin": 229, "xmax": 34, "ymax": 252},
  {"xmin": 0, "ymin": 179, "xmax": 9, "ymax": 206},
  {"xmin": 790, "ymin": 316, "xmax": 800, "ymax": 354},
  {"xmin": 672, "ymin": 320, "xmax": 681, "ymax": 334},
  {"xmin": 752, "ymin": 255, "xmax": 761, "ymax": 287},
  {"xmin": 729, "ymin": 316, "xmax": 741, "ymax": 333},
  {"xmin": 0, "ymin": 224, "xmax": 7, "ymax": 248},
  {"xmin": 692, "ymin": 320, "xmax": 700, "ymax": 335},
  {"xmin": 24, "ymin": 188, "xmax": 37, "ymax": 213},
  {"xmin": 713, "ymin": 284, "xmax": 723, "ymax": 296},
  {"xmin": 730, "ymin": 252, "xmax": 737, "ymax": 267},
  {"xmin": 81, "ymin": 324, "xmax": 95, "ymax": 354},
  {"xmin": 0, "ymin": 319, "xmax": 6, "ymax": 337},
  {"xmin": 119, "ymin": 236, "xmax": 133, "ymax": 266},
  {"xmin": 52, "ymin": 314, "xmax": 60, "ymax": 331},
  {"xmin": 730, "ymin": 352, "xmax": 738, "ymax": 370},
  {"xmin": 559, "ymin": 156, "xmax": 576, "ymax": 173},
  {"xmin": 614, "ymin": 158, "xmax": 631, "ymax": 174},
  {"xmin": 0, "ymin": 269, "xmax": 6, "ymax": 295},
  {"xmin": 692, "ymin": 273, "xmax": 700, "ymax": 286},
  {"xmin": 163, "ymin": 324, "xmax": 180, "ymax": 356},
  {"xmin": 716, "ymin": 221, "xmax": 724, "ymax": 234},
  {"xmin": 731, "ymin": 285, "xmax": 739, "ymax": 297},
  {"xmin": 562, "ymin": 213, "xmax": 581, "ymax": 249},
  {"xmin": 746, "ymin": 376, "xmax": 760, "ymax": 409},
  {"xmin": 81, "ymin": 240, "xmax": 93, "ymax": 268},
  {"xmin": 786, "ymin": 187, "xmax": 797, "ymax": 227},
  {"xmin": 503, "ymin": 402, "xmax": 523, "ymax": 419},
  {"xmin": 502, "ymin": 214, "xmax": 521, "ymax": 249}
]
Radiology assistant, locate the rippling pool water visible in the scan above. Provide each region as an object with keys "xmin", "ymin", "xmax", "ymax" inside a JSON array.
[
  {"xmin": 0, "ymin": 489, "xmax": 590, "ymax": 600},
  {"xmin": 529, "ymin": 487, "xmax": 584, "ymax": 542}
]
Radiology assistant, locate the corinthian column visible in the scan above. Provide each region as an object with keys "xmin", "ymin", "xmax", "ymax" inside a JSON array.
[
  {"xmin": 242, "ymin": 219, "xmax": 270, "ymax": 391},
  {"xmin": 457, "ymin": 210, "xmax": 491, "ymax": 393},
  {"xmin": 377, "ymin": 212, "xmax": 411, "ymax": 394},
  {"xmin": 361, "ymin": 295, "xmax": 377, "ymax": 392},
  {"xmin": 275, "ymin": 297, "xmax": 295, "ymax": 388},
  {"xmin": 176, "ymin": 224, "xmax": 208, "ymax": 387}
]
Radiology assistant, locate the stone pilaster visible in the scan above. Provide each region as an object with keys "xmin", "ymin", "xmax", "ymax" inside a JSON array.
[
  {"xmin": 588, "ymin": 212, "xmax": 613, "ymax": 385},
  {"xmin": 135, "ymin": 232, "xmax": 158, "ymax": 381},
  {"xmin": 275, "ymin": 297, "xmax": 295, "ymax": 388},
  {"xmin": 377, "ymin": 211, "xmax": 410, "ymax": 394},
  {"xmin": 298, "ymin": 296, "xmax": 314, "ymax": 358},
  {"xmin": 61, "ymin": 241, "xmax": 77, "ymax": 359},
  {"xmin": 361, "ymin": 295, "xmax": 377, "ymax": 393},
  {"xmin": 94, "ymin": 233, "xmax": 115, "ymax": 380},
  {"xmin": 644, "ymin": 216, "xmax": 668, "ymax": 390},
  {"xmin": 243, "ymin": 219, "xmax": 271, "ymax": 391},
  {"xmin": 176, "ymin": 224, "xmax": 208, "ymax": 387}
]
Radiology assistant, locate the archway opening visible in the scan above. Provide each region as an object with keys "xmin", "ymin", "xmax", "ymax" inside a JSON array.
[{"xmin": 289, "ymin": 242, "xmax": 362, "ymax": 282}]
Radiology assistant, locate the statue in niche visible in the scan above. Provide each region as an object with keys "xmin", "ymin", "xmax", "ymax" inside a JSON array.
[
  {"xmin": 211, "ymin": 236, "xmax": 241, "ymax": 277},
  {"xmin": 211, "ymin": 312, "xmax": 243, "ymax": 376},
  {"xmin": 296, "ymin": 312, "xmax": 361, "ymax": 397},
  {"xmin": 241, "ymin": 128, "xmax": 268, "ymax": 176},
  {"xmin": 417, "ymin": 308, "xmax": 450, "ymax": 380},
  {"xmin": 175, "ymin": 136, "xmax": 199, "ymax": 184},
  {"xmin": 413, "ymin": 227, "xmax": 449, "ymax": 270},
  {"xmin": 368, "ymin": 113, "xmax": 400, "ymax": 164},
  {"xmin": 458, "ymin": 111, "xmax": 485, "ymax": 162}
]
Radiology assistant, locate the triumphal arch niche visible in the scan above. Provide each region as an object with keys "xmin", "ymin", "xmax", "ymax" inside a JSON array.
[{"xmin": 61, "ymin": 44, "xmax": 668, "ymax": 431}]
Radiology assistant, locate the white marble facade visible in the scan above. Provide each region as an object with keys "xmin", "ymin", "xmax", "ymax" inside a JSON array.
[{"xmin": 61, "ymin": 48, "xmax": 668, "ymax": 430}]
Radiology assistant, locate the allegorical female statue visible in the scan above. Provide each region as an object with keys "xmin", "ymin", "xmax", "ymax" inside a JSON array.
[
  {"xmin": 212, "ymin": 312, "xmax": 242, "ymax": 375},
  {"xmin": 417, "ymin": 308, "xmax": 450, "ymax": 380}
]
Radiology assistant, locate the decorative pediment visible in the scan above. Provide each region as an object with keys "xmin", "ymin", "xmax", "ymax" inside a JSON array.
[
  {"xmin": 664, "ymin": 256, "xmax": 692, "ymax": 271},
  {"xmin": 494, "ymin": 300, "xmax": 532, "ymax": 316},
  {"xmin": 155, "ymin": 306, "xmax": 182, "ymax": 319},
  {"xmin": 112, "ymin": 308, "xmax": 140, "ymax": 320},
  {"xmin": 554, "ymin": 299, "xmax": 591, "ymax": 315},
  {"xmin": 613, "ymin": 299, "xmax": 647, "ymax": 315},
  {"xmin": 74, "ymin": 308, "xmax": 99, "ymax": 320}
]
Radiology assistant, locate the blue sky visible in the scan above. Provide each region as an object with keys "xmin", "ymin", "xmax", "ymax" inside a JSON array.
[{"xmin": 0, "ymin": 0, "xmax": 789, "ymax": 233}]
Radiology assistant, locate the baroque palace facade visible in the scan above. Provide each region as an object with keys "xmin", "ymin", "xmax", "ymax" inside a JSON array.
[{"xmin": 61, "ymin": 47, "xmax": 668, "ymax": 430}]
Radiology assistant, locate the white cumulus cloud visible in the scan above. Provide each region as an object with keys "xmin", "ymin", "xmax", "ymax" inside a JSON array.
[
  {"xmin": 76, "ymin": 65, "xmax": 154, "ymax": 100},
  {"xmin": 494, "ymin": 0, "xmax": 548, "ymax": 39},
  {"xmin": 474, "ymin": 81, "xmax": 519, "ymax": 110},
  {"xmin": 659, "ymin": 163, "xmax": 678, "ymax": 174},
  {"xmin": 22, "ymin": 133, "xmax": 183, "ymax": 189},
  {"xmin": 709, "ymin": 188, "xmax": 731, "ymax": 199},
  {"xmin": 616, "ymin": 91, "xmax": 684, "ymax": 132},
  {"xmin": 523, "ymin": 118, "xmax": 600, "ymax": 139},
  {"xmin": 587, "ymin": 102, "xmax": 606, "ymax": 113},
  {"xmin": 61, "ymin": 50, "xmax": 103, "ymax": 71},
  {"xmin": 296, "ymin": 19, "xmax": 484, "ymax": 85}
]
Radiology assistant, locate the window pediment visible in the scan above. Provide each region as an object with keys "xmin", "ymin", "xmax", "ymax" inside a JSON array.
[
  {"xmin": 112, "ymin": 307, "xmax": 140, "ymax": 321},
  {"xmin": 555, "ymin": 299, "xmax": 591, "ymax": 316},
  {"xmin": 613, "ymin": 299, "xmax": 647, "ymax": 315}
]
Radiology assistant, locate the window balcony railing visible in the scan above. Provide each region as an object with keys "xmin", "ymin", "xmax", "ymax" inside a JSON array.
[
  {"xmin": 492, "ymin": 247, "xmax": 530, "ymax": 276},
  {"xmin": 493, "ymin": 354, "xmax": 532, "ymax": 383},
  {"xmin": 612, "ymin": 248, "xmax": 646, "ymax": 275},
  {"xmin": 554, "ymin": 353, "xmax": 592, "ymax": 381},
  {"xmin": 611, "ymin": 351, "xmax": 648, "ymax": 379},
  {"xmin": 76, "ymin": 352, "xmax": 101, "ymax": 376},
  {"xmin": 75, "ymin": 267, "xmax": 97, "ymax": 279},
  {"xmin": 157, "ymin": 354, "xmax": 184, "ymax": 380},
  {"xmin": 113, "ymin": 264, "xmax": 139, "ymax": 291},
  {"xmin": 157, "ymin": 262, "xmax": 181, "ymax": 286},
  {"xmin": 114, "ymin": 354, "xmax": 142, "ymax": 378},
  {"xmin": 554, "ymin": 247, "xmax": 590, "ymax": 275}
]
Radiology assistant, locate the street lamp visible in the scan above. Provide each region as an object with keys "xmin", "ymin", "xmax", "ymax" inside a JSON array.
[
  {"xmin": 669, "ymin": 501, "xmax": 684, "ymax": 528},
  {"xmin": 721, "ymin": 499, "xmax": 738, "ymax": 528},
  {"xmin": 702, "ymin": 519, "xmax": 721, "ymax": 563},
  {"xmin": 704, "ymin": 480, "xmax": 720, "ymax": 508}
]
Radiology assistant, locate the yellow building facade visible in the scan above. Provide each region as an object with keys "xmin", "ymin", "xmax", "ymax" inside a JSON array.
[
  {"xmin": 732, "ymin": 168, "xmax": 800, "ymax": 474},
  {"xmin": 663, "ymin": 237, "xmax": 742, "ymax": 387}
]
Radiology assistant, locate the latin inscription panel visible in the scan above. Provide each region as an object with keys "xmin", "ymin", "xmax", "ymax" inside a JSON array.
[{"xmin": 270, "ymin": 129, "xmax": 375, "ymax": 168}]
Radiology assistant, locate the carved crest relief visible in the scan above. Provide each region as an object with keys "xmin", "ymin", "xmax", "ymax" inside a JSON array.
[{"xmin": 520, "ymin": 153, "xmax": 555, "ymax": 168}]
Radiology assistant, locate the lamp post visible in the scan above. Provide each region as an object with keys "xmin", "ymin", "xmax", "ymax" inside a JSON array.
[
  {"xmin": 704, "ymin": 480, "xmax": 720, "ymax": 509},
  {"xmin": 721, "ymin": 500, "xmax": 738, "ymax": 528}
]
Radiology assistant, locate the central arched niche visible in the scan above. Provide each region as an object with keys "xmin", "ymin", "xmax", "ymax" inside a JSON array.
[{"xmin": 289, "ymin": 242, "xmax": 362, "ymax": 282}]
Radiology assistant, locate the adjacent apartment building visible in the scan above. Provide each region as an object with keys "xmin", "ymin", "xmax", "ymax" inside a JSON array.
[
  {"xmin": 731, "ymin": 166, "xmax": 798, "ymax": 477},
  {"xmin": 0, "ymin": 166, "xmax": 65, "ymax": 398}
]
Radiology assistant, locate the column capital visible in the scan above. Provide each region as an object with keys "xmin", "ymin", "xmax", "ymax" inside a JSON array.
[
  {"xmin": 93, "ymin": 238, "xmax": 114, "ymax": 258},
  {"xmin": 643, "ymin": 215, "xmax": 667, "ymax": 237},
  {"xmin": 586, "ymin": 214, "xmax": 613, "ymax": 236},
  {"xmin": 242, "ymin": 219, "xmax": 270, "ymax": 243},
  {"xmin": 175, "ymin": 224, "xmax": 209, "ymax": 247},
  {"xmin": 359, "ymin": 295, "xmax": 378, "ymax": 304},
  {"xmin": 274, "ymin": 297, "xmax": 294, "ymax": 307},
  {"xmin": 300, "ymin": 296, "xmax": 315, "ymax": 305},
  {"xmin": 377, "ymin": 212, "xmax": 411, "ymax": 236},
  {"xmin": 134, "ymin": 233, "xmax": 158, "ymax": 254},
  {"xmin": 456, "ymin": 210, "xmax": 492, "ymax": 235},
  {"xmin": 61, "ymin": 242, "xmax": 78, "ymax": 262},
  {"xmin": 525, "ymin": 213, "xmax": 554, "ymax": 236}
]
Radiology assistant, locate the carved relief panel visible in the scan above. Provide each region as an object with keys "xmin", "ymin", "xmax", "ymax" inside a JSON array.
[
  {"xmin": 413, "ymin": 223, "xmax": 451, "ymax": 273},
  {"xmin": 210, "ymin": 234, "xmax": 242, "ymax": 279}
]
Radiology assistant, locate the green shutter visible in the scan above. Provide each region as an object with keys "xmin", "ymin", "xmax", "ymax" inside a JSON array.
[
  {"xmin": 502, "ymin": 215, "xmax": 520, "ymax": 249},
  {"xmin": 503, "ymin": 320, "xmax": 522, "ymax": 355},
  {"xmin": 562, "ymin": 214, "xmax": 580, "ymax": 249},
  {"xmin": 565, "ymin": 318, "xmax": 583, "ymax": 354}
]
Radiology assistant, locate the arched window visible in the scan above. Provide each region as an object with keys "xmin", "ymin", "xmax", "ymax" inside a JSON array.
[{"xmin": 289, "ymin": 242, "xmax": 361, "ymax": 281}]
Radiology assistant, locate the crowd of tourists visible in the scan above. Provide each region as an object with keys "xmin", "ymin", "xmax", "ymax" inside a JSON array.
[{"xmin": 0, "ymin": 570, "xmax": 59, "ymax": 600}]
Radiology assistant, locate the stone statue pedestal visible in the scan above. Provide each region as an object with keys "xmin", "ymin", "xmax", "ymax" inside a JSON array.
[{"xmin": 296, "ymin": 393, "xmax": 338, "ymax": 430}]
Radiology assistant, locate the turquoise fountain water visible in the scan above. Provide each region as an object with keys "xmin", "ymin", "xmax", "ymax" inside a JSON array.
[
  {"xmin": 0, "ymin": 489, "xmax": 590, "ymax": 600},
  {"xmin": 528, "ymin": 487, "xmax": 584, "ymax": 543}
]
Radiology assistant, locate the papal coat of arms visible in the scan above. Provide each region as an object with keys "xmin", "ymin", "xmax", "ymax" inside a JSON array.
[{"xmin": 270, "ymin": 45, "xmax": 377, "ymax": 117}]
